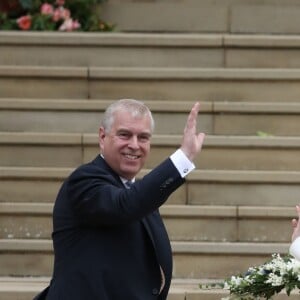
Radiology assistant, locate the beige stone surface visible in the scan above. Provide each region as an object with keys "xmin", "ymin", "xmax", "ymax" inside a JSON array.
[
  {"xmin": 214, "ymin": 114, "xmax": 300, "ymax": 136},
  {"xmin": 0, "ymin": 145, "xmax": 82, "ymax": 167},
  {"xmin": 238, "ymin": 218, "xmax": 291, "ymax": 243},
  {"xmin": 0, "ymin": 253, "xmax": 53, "ymax": 276},
  {"xmin": 89, "ymin": 74, "xmax": 300, "ymax": 102},
  {"xmin": 3, "ymin": 66, "xmax": 300, "ymax": 102},
  {"xmin": 188, "ymin": 182, "xmax": 300, "ymax": 206},
  {"xmin": 0, "ymin": 215, "xmax": 51, "ymax": 240},
  {"xmin": 0, "ymin": 44, "xmax": 224, "ymax": 68},
  {"xmin": 100, "ymin": 1, "xmax": 300, "ymax": 36},
  {"xmin": 199, "ymin": 147, "xmax": 300, "ymax": 170},
  {"xmin": 3, "ymin": 32, "xmax": 300, "ymax": 69},
  {"xmin": 164, "ymin": 217, "xmax": 237, "ymax": 242},
  {"xmin": 101, "ymin": 3, "xmax": 227, "ymax": 32},
  {"xmin": 0, "ymin": 78, "xmax": 87, "ymax": 99},
  {"xmin": 231, "ymin": 5, "xmax": 300, "ymax": 34},
  {"xmin": 0, "ymin": 110, "xmax": 103, "ymax": 133},
  {"xmin": 0, "ymin": 167, "xmax": 70, "ymax": 203},
  {"xmin": 226, "ymin": 48, "xmax": 300, "ymax": 69},
  {"xmin": 0, "ymin": 180, "xmax": 61, "ymax": 203},
  {"xmin": 172, "ymin": 253, "xmax": 276, "ymax": 278}
]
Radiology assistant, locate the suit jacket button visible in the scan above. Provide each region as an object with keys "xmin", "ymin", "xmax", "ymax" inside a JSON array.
[{"xmin": 152, "ymin": 288, "xmax": 159, "ymax": 295}]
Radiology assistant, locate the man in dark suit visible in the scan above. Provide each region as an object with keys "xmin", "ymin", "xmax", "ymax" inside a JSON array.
[{"xmin": 34, "ymin": 99, "xmax": 205, "ymax": 300}]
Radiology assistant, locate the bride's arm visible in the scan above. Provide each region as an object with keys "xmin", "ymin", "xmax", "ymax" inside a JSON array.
[{"xmin": 289, "ymin": 205, "xmax": 300, "ymax": 260}]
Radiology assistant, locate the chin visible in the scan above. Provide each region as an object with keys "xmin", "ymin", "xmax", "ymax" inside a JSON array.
[{"xmin": 122, "ymin": 167, "xmax": 141, "ymax": 178}]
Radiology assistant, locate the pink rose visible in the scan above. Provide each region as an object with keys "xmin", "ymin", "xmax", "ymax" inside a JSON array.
[
  {"xmin": 40, "ymin": 3, "xmax": 54, "ymax": 15},
  {"xmin": 59, "ymin": 18, "xmax": 81, "ymax": 31},
  {"xmin": 72, "ymin": 20, "xmax": 81, "ymax": 30},
  {"xmin": 17, "ymin": 15, "xmax": 32, "ymax": 30},
  {"xmin": 52, "ymin": 9, "xmax": 61, "ymax": 22},
  {"xmin": 60, "ymin": 8, "xmax": 71, "ymax": 20},
  {"xmin": 52, "ymin": 7, "xmax": 70, "ymax": 22},
  {"xmin": 59, "ymin": 19, "xmax": 73, "ymax": 31}
]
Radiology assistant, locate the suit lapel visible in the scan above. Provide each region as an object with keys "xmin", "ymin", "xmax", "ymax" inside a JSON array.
[{"xmin": 92, "ymin": 155, "xmax": 124, "ymax": 187}]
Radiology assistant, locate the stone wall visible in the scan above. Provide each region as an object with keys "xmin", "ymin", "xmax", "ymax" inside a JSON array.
[{"xmin": 100, "ymin": 0, "xmax": 300, "ymax": 34}]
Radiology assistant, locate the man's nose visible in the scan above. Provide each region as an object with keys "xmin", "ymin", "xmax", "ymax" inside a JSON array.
[{"xmin": 128, "ymin": 135, "xmax": 139, "ymax": 149}]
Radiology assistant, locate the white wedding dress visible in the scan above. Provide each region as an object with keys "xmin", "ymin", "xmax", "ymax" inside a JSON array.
[{"xmin": 290, "ymin": 237, "xmax": 300, "ymax": 261}]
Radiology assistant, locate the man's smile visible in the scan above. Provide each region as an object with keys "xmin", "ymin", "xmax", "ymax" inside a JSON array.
[{"xmin": 123, "ymin": 153, "xmax": 141, "ymax": 160}]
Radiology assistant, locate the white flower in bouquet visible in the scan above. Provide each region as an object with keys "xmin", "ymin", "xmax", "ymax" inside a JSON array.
[{"xmin": 221, "ymin": 254, "xmax": 300, "ymax": 299}]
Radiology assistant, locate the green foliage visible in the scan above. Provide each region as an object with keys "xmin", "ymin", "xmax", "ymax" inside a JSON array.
[
  {"xmin": 64, "ymin": 0, "xmax": 111, "ymax": 31},
  {"xmin": 30, "ymin": 14, "xmax": 56, "ymax": 31},
  {"xmin": 0, "ymin": 13, "xmax": 18, "ymax": 29},
  {"xmin": 19, "ymin": 0, "xmax": 33, "ymax": 10},
  {"xmin": 256, "ymin": 131, "xmax": 273, "ymax": 137}
]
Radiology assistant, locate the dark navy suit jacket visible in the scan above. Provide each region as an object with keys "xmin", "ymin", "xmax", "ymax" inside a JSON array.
[{"xmin": 34, "ymin": 155, "xmax": 185, "ymax": 300}]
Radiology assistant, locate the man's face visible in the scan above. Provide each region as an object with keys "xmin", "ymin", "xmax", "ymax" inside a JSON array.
[{"xmin": 99, "ymin": 110, "xmax": 152, "ymax": 180}]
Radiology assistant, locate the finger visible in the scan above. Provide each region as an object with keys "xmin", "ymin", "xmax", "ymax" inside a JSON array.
[
  {"xmin": 193, "ymin": 102, "xmax": 200, "ymax": 114},
  {"xmin": 185, "ymin": 102, "xmax": 200, "ymax": 130},
  {"xmin": 192, "ymin": 102, "xmax": 200, "ymax": 122},
  {"xmin": 296, "ymin": 205, "xmax": 300, "ymax": 216},
  {"xmin": 197, "ymin": 132, "xmax": 206, "ymax": 144}
]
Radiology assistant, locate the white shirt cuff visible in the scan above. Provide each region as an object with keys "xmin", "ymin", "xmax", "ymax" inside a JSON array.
[
  {"xmin": 289, "ymin": 237, "xmax": 300, "ymax": 261},
  {"xmin": 170, "ymin": 149, "xmax": 195, "ymax": 178}
]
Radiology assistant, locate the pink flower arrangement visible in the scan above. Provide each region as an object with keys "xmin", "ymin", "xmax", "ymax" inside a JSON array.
[
  {"xmin": 52, "ymin": 7, "xmax": 71, "ymax": 22},
  {"xmin": 40, "ymin": 3, "xmax": 54, "ymax": 16},
  {"xmin": 16, "ymin": 15, "xmax": 31, "ymax": 30},
  {"xmin": 15, "ymin": 1, "xmax": 80, "ymax": 31},
  {"xmin": 0, "ymin": 0, "xmax": 114, "ymax": 32},
  {"xmin": 60, "ymin": 18, "xmax": 80, "ymax": 32},
  {"xmin": 59, "ymin": 18, "xmax": 80, "ymax": 31}
]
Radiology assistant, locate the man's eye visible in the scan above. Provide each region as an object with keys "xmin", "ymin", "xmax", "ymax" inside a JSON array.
[
  {"xmin": 118, "ymin": 132, "xmax": 130, "ymax": 139},
  {"xmin": 138, "ymin": 135, "xmax": 150, "ymax": 142}
]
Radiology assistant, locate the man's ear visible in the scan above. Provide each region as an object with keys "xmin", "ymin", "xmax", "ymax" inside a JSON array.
[{"xmin": 98, "ymin": 127, "xmax": 105, "ymax": 151}]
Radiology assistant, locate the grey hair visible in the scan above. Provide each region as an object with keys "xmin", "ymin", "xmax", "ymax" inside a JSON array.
[{"xmin": 101, "ymin": 99, "xmax": 155, "ymax": 133}]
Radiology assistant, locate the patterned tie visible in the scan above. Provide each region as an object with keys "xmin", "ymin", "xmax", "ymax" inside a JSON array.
[{"xmin": 124, "ymin": 181, "xmax": 133, "ymax": 189}]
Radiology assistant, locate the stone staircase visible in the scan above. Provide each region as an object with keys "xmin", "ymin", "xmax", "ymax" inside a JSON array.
[{"xmin": 1, "ymin": 3, "xmax": 300, "ymax": 298}]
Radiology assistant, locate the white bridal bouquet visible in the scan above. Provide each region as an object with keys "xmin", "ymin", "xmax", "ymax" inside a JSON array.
[{"xmin": 222, "ymin": 254, "xmax": 300, "ymax": 299}]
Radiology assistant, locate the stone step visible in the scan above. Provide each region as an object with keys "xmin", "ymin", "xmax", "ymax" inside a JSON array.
[
  {"xmin": 3, "ymin": 66, "xmax": 300, "ymax": 101},
  {"xmin": 1, "ymin": 99, "xmax": 300, "ymax": 136},
  {"xmin": 0, "ymin": 32, "xmax": 223, "ymax": 68},
  {"xmin": 2, "ymin": 32, "xmax": 300, "ymax": 68},
  {"xmin": 0, "ymin": 203, "xmax": 295, "ymax": 243},
  {"xmin": 2, "ymin": 132, "xmax": 300, "ymax": 170},
  {"xmin": 0, "ymin": 277, "xmax": 298, "ymax": 300},
  {"xmin": 100, "ymin": 0, "xmax": 300, "ymax": 35},
  {"xmin": 0, "ymin": 239, "xmax": 290, "ymax": 278},
  {"xmin": 1, "ymin": 167, "xmax": 300, "ymax": 206}
]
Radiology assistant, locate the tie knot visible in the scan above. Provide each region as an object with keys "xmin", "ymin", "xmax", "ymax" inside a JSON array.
[{"xmin": 124, "ymin": 181, "xmax": 133, "ymax": 189}]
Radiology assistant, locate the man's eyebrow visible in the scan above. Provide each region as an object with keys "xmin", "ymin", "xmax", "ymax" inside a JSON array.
[
  {"xmin": 139, "ymin": 132, "xmax": 152, "ymax": 137},
  {"xmin": 117, "ymin": 128, "xmax": 151, "ymax": 135},
  {"xmin": 116, "ymin": 128, "xmax": 131, "ymax": 133}
]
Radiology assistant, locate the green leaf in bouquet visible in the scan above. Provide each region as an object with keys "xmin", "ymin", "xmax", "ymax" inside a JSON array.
[{"xmin": 19, "ymin": 0, "xmax": 33, "ymax": 10}]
